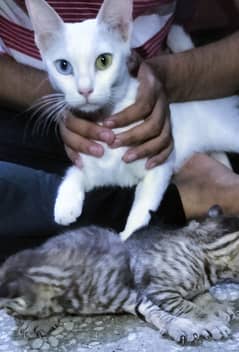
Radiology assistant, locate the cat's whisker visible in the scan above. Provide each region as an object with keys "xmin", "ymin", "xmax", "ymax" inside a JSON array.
[
  {"xmin": 24, "ymin": 95, "xmax": 65, "ymax": 134},
  {"xmin": 23, "ymin": 103, "xmax": 61, "ymax": 140},
  {"xmin": 26, "ymin": 93, "xmax": 65, "ymax": 112},
  {"xmin": 47, "ymin": 102, "xmax": 67, "ymax": 132},
  {"xmin": 52, "ymin": 104, "xmax": 68, "ymax": 139},
  {"xmin": 29, "ymin": 98, "xmax": 64, "ymax": 110},
  {"xmin": 35, "ymin": 93, "xmax": 65, "ymax": 100},
  {"xmin": 54, "ymin": 103, "xmax": 67, "ymax": 122},
  {"xmin": 31, "ymin": 100, "xmax": 66, "ymax": 136},
  {"xmin": 47, "ymin": 103, "xmax": 67, "ymax": 136},
  {"xmin": 39, "ymin": 101, "xmax": 66, "ymax": 136},
  {"xmin": 27, "ymin": 100, "xmax": 62, "ymax": 124}
]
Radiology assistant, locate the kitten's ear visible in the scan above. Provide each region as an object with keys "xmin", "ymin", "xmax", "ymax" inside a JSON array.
[
  {"xmin": 208, "ymin": 204, "xmax": 224, "ymax": 218},
  {"xmin": 25, "ymin": 0, "xmax": 64, "ymax": 51},
  {"xmin": 97, "ymin": 0, "xmax": 133, "ymax": 41}
]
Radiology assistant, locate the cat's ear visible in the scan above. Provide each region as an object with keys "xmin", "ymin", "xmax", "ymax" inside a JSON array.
[
  {"xmin": 25, "ymin": 0, "xmax": 64, "ymax": 51},
  {"xmin": 207, "ymin": 204, "xmax": 224, "ymax": 218},
  {"xmin": 97, "ymin": 0, "xmax": 133, "ymax": 41}
]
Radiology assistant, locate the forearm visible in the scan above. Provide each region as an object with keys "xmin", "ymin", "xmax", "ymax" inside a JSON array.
[
  {"xmin": 147, "ymin": 31, "xmax": 239, "ymax": 102},
  {"xmin": 0, "ymin": 55, "xmax": 53, "ymax": 110}
]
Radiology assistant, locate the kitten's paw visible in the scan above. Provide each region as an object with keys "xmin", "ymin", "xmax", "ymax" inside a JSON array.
[
  {"xmin": 166, "ymin": 317, "xmax": 201, "ymax": 344},
  {"xmin": 199, "ymin": 321, "xmax": 231, "ymax": 341},
  {"xmin": 54, "ymin": 193, "xmax": 84, "ymax": 225},
  {"xmin": 213, "ymin": 306, "xmax": 235, "ymax": 323},
  {"xmin": 17, "ymin": 317, "xmax": 60, "ymax": 338}
]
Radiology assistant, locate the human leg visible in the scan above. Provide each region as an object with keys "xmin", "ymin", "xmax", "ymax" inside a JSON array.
[{"xmin": 0, "ymin": 161, "xmax": 61, "ymax": 262}]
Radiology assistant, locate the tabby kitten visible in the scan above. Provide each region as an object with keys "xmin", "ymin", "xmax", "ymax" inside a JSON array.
[{"xmin": 0, "ymin": 206, "xmax": 239, "ymax": 343}]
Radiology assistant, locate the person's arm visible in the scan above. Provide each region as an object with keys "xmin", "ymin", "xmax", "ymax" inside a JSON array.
[
  {"xmin": 0, "ymin": 54, "xmax": 53, "ymax": 109},
  {"xmin": 148, "ymin": 31, "xmax": 239, "ymax": 102}
]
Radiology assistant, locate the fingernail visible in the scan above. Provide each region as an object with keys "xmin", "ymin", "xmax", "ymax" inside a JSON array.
[
  {"xmin": 99, "ymin": 131, "xmax": 114, "ymax": 143},
  {"xmin": 124, "ymin": 153, "xmax": 137, "ymax": 162},
  {"xmin": 146, "ymin": 161, "xmax": 157, "ymax": 169},
  {"xmin": 89, "ymin": 145, "xmax": 104, "ymax": 157},
  {"xmin": 104, "ymin": 119, "xmax": 115, "ymax": 128},
  {"xmin": 111, "ymin": 138, "xmax": 122, "ymax": 148}
]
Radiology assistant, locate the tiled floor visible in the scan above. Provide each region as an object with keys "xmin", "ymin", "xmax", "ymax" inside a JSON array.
[{"xmin": 0, "ymin": 283, "xmax": 239, "ymax": 352}]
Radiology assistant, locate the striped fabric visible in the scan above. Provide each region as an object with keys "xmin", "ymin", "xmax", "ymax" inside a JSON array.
[{"xmin": 0, "ymin": 0, "xmax": 176, "ymax": 70}]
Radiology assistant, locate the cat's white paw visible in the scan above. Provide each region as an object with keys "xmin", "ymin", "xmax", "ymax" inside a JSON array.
[
  {"xmin": 198, "ymin": 321, "xmax": 231, "ymax": 340},
  {"xmin": 166, "ymin": 317, "xmax": 201, "ymax": 344},
  {"xmin": 54, "ymin": 192, "xmax": 84, "ymax": 225},
  {"xmin": 120, "ymin": 229, "xmax": 133, "ymax": 242}
]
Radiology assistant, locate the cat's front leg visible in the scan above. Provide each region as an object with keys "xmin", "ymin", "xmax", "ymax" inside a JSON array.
[
  {"xmin": 153, "ymin": 290, "xmax": 231, "ymax": 341},
  {"xmin": 120, "ymin": 159, "xmax": 174, "ymax": 241},
  {"xmin": 127, "ymin": 296, "xmax": 203, "ymax": 344},
  {"xmin": 54, "ymin": 166, "xmax": 85, "ymax": 225}
]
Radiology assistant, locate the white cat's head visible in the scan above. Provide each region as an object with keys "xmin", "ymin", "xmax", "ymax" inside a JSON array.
[{"xmin": 26, "ymin": 0, "xmax": 133, "ymax": 114}]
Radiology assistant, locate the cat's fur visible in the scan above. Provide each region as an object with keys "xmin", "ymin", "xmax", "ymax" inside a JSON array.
[
  {"xmin": 26, "ymin": 0, "xmax": 239, "ymax": 240},
  {"xmin": 0, "ymin": 206, "xmax": 239, "ymax": 343}
]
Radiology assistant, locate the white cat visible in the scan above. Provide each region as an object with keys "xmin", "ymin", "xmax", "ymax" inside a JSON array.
[{"xmin": 26, "ymin": 0, "xmax": 239, "ymax": 241}]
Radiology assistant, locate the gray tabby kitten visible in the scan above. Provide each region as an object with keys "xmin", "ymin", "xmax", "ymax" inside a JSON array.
[{"xmin": 0, "ymin": 206, "xmax": 239, "ymax": 344}]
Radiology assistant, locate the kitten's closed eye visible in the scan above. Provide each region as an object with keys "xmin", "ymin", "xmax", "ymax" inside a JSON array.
[{"xmin": 0, "ymin": 281, "xmax": 19, "ymax": 299}]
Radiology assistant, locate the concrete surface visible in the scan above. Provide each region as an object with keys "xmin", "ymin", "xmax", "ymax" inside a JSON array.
[{"xmin": 0, "ymin": 283, "xmax": 239, "ymax": 352}]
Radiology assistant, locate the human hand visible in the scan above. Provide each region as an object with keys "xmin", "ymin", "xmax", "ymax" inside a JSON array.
[
  {"xmin": 104, "ymin": 61, "xmax": 173, "ymax": 169},
  {"xmin": 59, "ymin": 111, "xmax": 115, "ymax": 167}
]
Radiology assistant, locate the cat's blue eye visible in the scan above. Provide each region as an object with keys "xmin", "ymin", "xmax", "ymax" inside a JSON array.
[{"xmin": 54, "ymin": 59, "xmax": 73, "ymax": 75}]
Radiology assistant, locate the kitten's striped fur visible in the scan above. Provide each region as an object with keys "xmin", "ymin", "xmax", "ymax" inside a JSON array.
[{"xmin": 0, "ymin": 208, "xmax": 239, "ymax": 343}]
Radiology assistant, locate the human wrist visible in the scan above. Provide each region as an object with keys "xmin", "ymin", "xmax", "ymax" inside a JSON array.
[
  {"xmin": 146, "ymin": 54, "xmax": 174, "ymax": 102},
  {"xmin": 146, "ymin": 52, "xmax": 199, "ymax": 103},
  {"xmin": 147, "ymin": 31, "xmax": 239, "ymax": 102}
]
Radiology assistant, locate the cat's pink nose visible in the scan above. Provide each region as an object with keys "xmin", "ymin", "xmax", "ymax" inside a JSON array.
[{"xmin": 79, "ymin": 88, "xmax": 93, "ymax": 98}]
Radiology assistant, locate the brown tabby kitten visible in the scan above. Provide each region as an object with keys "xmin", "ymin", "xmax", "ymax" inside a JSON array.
[{"xmin": 0, "ymin": 206, "xmax": 239, "ymax": 343}]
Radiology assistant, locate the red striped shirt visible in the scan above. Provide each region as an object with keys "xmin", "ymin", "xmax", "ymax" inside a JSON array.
[{"xmin": 0, "ymin": 0, "xmax": 176, "ymax": 66}]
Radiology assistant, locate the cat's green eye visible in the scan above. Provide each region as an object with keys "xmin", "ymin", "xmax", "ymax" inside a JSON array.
[{"xmin": 95, "ymin": 53, "xmax": 113, "ymax": 70}]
